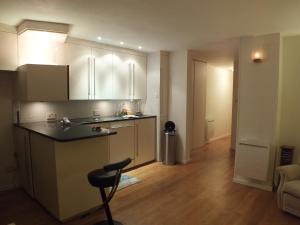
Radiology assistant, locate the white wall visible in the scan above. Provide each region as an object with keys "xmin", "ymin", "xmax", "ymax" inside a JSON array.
[
  {"xmin": 206, "ymin": 65, "xmax": 233, "ymax": 141},
  {"xmin": 0, "ymin": 72, "xmax": 17, "ymax": 191},
  {"xmin": 280, "ymin": 35, "xmax": 300, "ymax": 163},
  {"xmin": 234, "ymin": 33, "xmax": 281, "ymax": 190},
  {"xmin": 169, "ymin": 50, "xmax": 188, "ymax": 163}
]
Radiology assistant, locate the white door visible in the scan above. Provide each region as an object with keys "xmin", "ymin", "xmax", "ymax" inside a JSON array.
[
  {"xmin": 63, "ymin": 43, "xmax": 92, "ymax": 100},
  {"xmin": 192, "ymin": 60, "xmax": 207, "ymax": 149},
  {"xmin": 132, "ymin": 54, "xmax": 147, "ymax": 99},
  {"xmin": 92, "ymin": 48, "xmax": 113, "ymax": 100},
  {"xmin": 112, "ymin": 52, "xmax": 132, "ymax": 99}
]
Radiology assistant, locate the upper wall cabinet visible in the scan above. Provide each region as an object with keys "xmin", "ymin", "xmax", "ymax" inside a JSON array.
[
  {"xmin": 93, "ymin": 48, "xmax": 114, "ymax": 100},
  {"xmin": 113, "ymin": 52, "xmax": 133, "ymax": 99},
  {"xmin": 0, "ymin": 31, "xmax": 17, "ymax": 71},
  {"xmin": 15, "ymin": 64, "xmax": 69, "ymax": 101},
  {"xmin": 63, "ymin": 42, "xmax": 147, "ymax": 100},
  {"xmin": 112, "ymin": 52, "xmax": 147, "ymax": 100},
  {"xmin": 63, "ymin": 43, "xmax": 91, "ymax": 100},
  {"xmin": 63, "ymin": 44, "xmax": 114, "ymax": 100},
  {"xmin": 132, "ymin": 54, "xmax": 147, "ymax": 100}
]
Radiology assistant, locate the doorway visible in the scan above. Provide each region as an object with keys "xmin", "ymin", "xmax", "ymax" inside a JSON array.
[{"xmin": 191, "ymin": 60, "xmax": 235, "ymax": 150}]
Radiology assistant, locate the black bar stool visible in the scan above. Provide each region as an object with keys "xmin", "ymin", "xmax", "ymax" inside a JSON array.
[{"xmin": 88, "ymin": 158, "xmax": 132, "ymax": 225}]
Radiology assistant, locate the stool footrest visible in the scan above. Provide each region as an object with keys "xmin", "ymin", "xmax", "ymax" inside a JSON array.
[{"xmin": 95, "ymin": 220, "xmax": 123, "ymax": 225}]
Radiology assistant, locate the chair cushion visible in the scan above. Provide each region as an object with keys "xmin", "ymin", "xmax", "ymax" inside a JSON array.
[
  {"xmin": 88, "ymin": 169, "xmax": 118, "ymax": 188},
  {"xmin": 283, "ymin": 180, "xmax": 300, "ymax": 198}
]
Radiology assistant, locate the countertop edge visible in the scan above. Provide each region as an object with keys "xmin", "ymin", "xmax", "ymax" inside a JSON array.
[{"xmin": 15, "ymin": 124, "xmax": 117, "ymax": 142}]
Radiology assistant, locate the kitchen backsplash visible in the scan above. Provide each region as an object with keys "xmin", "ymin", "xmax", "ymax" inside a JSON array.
[{"xmin": 15, "ymin": 100, "xmax": 144, "ymax": 123}]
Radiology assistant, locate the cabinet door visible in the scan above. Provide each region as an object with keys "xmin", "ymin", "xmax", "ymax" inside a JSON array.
[
  {"xmin": 15, "ymin": 128, "xmax": 34, "ymax": 197},
  {"xmin": 0, "ymin": 31, "xmax": 17, "ymax": 70},
  {"xmin": 112, "ymin": 52, "xmax": 132, "ymax": 99},
  {"xmin": 92, "ymin": 48, "xmax": 113, "ymax": 99},
  {"xmin": 135, "ymin": 118, "xmax": 156, "ymax": 165},
  {"xmin": 132, "ymin": 55, "xmax": 147, "ymax": 99},
  {"xmin": 17, "ymin": 64, "xmax": 69, "ymax": 101},
  {"xmin": 109, "ymin": 123, "xmax": 135, "ymax": 168},
  {"xmin": 63, "ymin": 43, "xmax": 91, "ymax": 100}
]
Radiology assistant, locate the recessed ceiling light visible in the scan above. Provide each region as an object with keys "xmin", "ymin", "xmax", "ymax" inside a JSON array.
[
  {"xmin": 120, "ymin": 41, "xmax": 124, "ymax": 45},
  {"xmin": 97, "ymin": 36, "xmax": 102, "ymax": 40},
  {"xmin": 138, "ymin": 46, "xmax": 142, "ymax": 50}
]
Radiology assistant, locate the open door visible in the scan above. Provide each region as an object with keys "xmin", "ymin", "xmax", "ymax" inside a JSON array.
[{"xmin": 192, "ymin": 60, "xmax": 207, "ymax": 150}]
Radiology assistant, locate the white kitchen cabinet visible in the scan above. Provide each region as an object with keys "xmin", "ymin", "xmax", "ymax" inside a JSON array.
[
  {"xmin": 15, "ymin": 127, "xmax": 34, "ymax": 197},
  {"xmin": 0, "ymin": 31, "xmax": 17, "ymax": 70},
  {"xmin": 135, "ymin": 118, "xmax": 156, "ymax": 165},
  {"xmin": 92, "ymin": 48, "xmax": 113, "ymax": 99},
  {"xmin": 112, "ymin": 52, "xmax": 147, "ymax": 100},
  {"xmin": 109, "ymin": 121, "xmax": 135, "ymax": 168},
  {"xmin": 132, "ymin": 54, "xmax": 147, "ymax": 99},
  {"xmin": 16, "ymin": 64, "xmax": 69, "ymax": 101},
  {"xmin": 29, "ymin": 132, "xmax": 109, "ymax": 221},
  {"xmin": 112, "ymin": 52, "xmax": 132, "ymax": 99},
  {"xmin": 63, "ymin": 41, "xmax": 147, "ymax": 100},
  {"xmin": 63, "ymin": 43, "xmax": 91, "ymax": 100}
]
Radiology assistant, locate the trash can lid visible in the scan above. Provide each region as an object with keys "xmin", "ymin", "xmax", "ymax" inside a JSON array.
[{"xmin": 165, "ymin": 121, "xmax": 175, "ymax": 132}]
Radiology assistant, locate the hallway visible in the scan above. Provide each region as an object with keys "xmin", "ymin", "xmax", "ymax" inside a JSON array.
[{"xmin": 0, "ymin": 138, "xmax": 299, "ymax": 225}]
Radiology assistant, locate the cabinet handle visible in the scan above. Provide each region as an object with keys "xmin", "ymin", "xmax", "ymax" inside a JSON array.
[
  {"xmin": 136, "ymin": 124, "xmax": 139, "ymax": 157},
  {"xmin": 94, "ymin": 57, "xmax": 96, "ymax": 99},
  {"xmin": 24, "ymin": 136, "xmax": 30, "ymax": 186},
  {"xmin": 132, "ymin": 63, "xmax": 135, "ymax": 99},
  {"xmin": 128, "ymin": 63, "xmax": 131, "ymax": 99},
  {"xmin": 88, "ymin": 57, "xmax": 90, "ymax": 99},
  {"xmin": 110, "ymin": 124, "xmax": 135, "ymax": 129}
]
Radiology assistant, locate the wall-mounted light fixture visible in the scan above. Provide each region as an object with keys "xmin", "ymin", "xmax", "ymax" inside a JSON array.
[{"xmin": 252, "ymin": 51, "xmax": 263, "ymax": 63}]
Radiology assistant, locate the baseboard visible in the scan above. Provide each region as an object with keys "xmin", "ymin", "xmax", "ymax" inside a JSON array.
[
  {"xmin": 233, "ymin": 176, "xmax": 273, "ymax": 192},
  {"xmin": 207, "ymin": 134, "xmax": 231, "ymax": 143}
]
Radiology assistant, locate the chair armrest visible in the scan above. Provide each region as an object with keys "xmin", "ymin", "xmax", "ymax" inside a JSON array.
[{"xmin": 277, "ymin": 164, "xmax": 300, "ymax": 181}]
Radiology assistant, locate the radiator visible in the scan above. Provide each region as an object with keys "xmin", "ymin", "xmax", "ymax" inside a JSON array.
[{"xmin": 235, "ymin": 139, "xmax": 270, "ymax": 181}]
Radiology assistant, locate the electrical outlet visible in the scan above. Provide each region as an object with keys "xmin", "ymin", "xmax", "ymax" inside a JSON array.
[
  {"xmin": 46, "ymin": 112, "xmax": 57, "ymax": 121},
  {"xmin": 93, "ymin": 109, "xmax": 101, "ymax": 117}
]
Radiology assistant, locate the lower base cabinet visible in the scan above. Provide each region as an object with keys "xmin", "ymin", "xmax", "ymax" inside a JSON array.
[
  {"xmin": 108, "ymin": 121, "xmax": 136, "ymax": 169},
  {"xmin": 101, "ymin": 118, "xmax": 156, "ymax": 169},
  {"xmin": 135, "ymin": 118, "xmax": 156, "ymax": 165},
  {"xmin": 15, "ymin": 128, "xmax": 34, "ymax": 197},
  {"xmin": 30, "ymin": 133, "xmax": 109, "ymax": 221},
  {"xmin": 14, "ymin": 117, "xmax": 156, "ymax": 221}
]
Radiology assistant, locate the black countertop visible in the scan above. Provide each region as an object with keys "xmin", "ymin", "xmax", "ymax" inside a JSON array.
[
  {"xmin": 70, "ymin": 115, "xmax": 156, "ymax": 124},
  {"xmin": 15, "ymin": 115, "xmax": 156, "ymax": 142}
]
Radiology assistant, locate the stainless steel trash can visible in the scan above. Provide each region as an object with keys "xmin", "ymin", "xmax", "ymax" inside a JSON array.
[{"xmin": 163, "ymin": 131, "xmax": 176, "ymax": 165}]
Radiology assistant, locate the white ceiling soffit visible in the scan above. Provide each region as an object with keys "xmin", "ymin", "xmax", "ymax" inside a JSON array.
[{"xmin": 17, "ymin": 20, "xmax": 69, "ymax": 35}]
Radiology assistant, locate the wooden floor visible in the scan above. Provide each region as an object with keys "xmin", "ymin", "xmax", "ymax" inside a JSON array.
[{"xmin": 1, "ymin": 137, "xmax": 299, "ymax": 225}]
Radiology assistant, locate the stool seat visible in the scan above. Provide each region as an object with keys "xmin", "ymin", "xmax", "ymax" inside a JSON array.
[
  {"xmin": 87, "ymin": 158, "xmax": 132, "ymax": 225},
  {"xmin": 88, "ymin": 169, "xmax": 117, "ymax": 188}
]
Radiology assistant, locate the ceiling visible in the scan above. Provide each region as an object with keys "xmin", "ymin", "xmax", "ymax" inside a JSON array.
[{"xmin": 1, "ymin": 0, "xmax": 300, "ymax": 67}]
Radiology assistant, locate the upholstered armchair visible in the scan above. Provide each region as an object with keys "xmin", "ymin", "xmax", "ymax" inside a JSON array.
[{"xmin": 277, "ymin": 164, "xmax": 300, "ymax": 217}]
